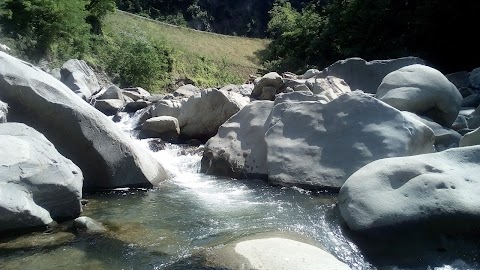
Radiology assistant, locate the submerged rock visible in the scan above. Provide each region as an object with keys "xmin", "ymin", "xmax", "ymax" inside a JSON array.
[
  {"xmin": 206, "ymin": 234, "xmax": 351, "ymax": 270},
  {"xmin": 339, "ymin": 146, "xmax": 480, "ymax": 235},
  {"xmin": 73, "ymin": 216, "xmax": 106, "ymax": 234},
  {"xmin": 0, "ymin": 52, "xmax": 167, "ymax": 189},
  {"xmin": 0, "ymin": 123, "xmax": 83, "ymax": 232}
]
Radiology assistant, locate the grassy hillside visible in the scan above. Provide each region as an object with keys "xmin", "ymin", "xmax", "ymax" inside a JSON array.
[{"xmin": 101, "ymin": 11, "xmax": 269, "ymax": 91}]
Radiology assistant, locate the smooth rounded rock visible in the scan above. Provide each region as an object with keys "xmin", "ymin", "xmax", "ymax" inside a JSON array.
[
  {"xmin": 251, "ymin": 72, "xmax": 283, "ymax": 100},
  {"xmin": 377, "ymin": 64, "xmax": 462, "ymax": 127},
  {"xmin": 94, "ymin": 99, "xmax": 124, "ymax": 115},
  {"xmin": 73, "ymin": 216, "xmax": 106, "ymax": 234},
  {"xmin": 339, "ymin": 146, "xmax": 480, "ymax": 234},
  {"xmin": 459, "ymin": 127, "xmax": 480, "ymax": 147}
]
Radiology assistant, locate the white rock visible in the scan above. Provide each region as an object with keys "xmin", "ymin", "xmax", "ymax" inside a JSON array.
[
  {"xmin": 151, "ymin": 99, "xmax": 184, "ymax": 118},
  {"xmin": 60, "ymin": 59, "xmax": 101, "ymax": 100},
  {"xmin": 0, "ymin": 100, "xmax": 7, "ymax": 123},
  {"xmin": 251, "ymin": 72, "xmax": 284, "ymax": 100},
  {"xmin": 460, "ymin": 127, "xmax": 480, "ymax": 147}
]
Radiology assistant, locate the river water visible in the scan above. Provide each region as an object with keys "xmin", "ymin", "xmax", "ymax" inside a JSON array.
[{"xmin": 0, "ymin": 111, "xmax": 478, "ymax": 270}]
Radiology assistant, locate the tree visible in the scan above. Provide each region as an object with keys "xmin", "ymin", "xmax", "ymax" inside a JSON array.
[
  {"xmin": 0, "ymin": 0, "xmax": 90, "ymax": 60},
  {"xmin": 86, "ymin": 0, "xmax": 116, "ymax": 34}
]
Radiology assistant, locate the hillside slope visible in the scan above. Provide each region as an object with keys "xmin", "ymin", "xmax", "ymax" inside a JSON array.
[{"xmin": 102, "ymin": 11, "xmax": 269, "ymax": 89}]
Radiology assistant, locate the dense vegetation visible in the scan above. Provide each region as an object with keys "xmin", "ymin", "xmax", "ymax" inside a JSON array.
[
  {"xmin": 0, "ymin": 0, "xmax": 266, "ymax": 92},
  {"xmin": 263, "ymin": 0, "xmax": 480, "ymax": 74},
  {"xmin": 115, "ymin": 0, "xmax": 310, "ymax": 37}
]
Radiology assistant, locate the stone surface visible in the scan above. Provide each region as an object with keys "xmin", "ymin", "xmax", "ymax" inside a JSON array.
[
  {"xmin": 97, "ymin": 85, "xmax": 123, "ymax": 100},
  {"xmin": 0, "ymin": 52, "xmax": 167, "ymax": 189},
  {"xmin": 402, "ymin": 112, "xmax": 461, "ymax": 150},
  {"xmin": 201, "ymin": 101, "xmax": 273, "ymax": 178},
  {"xmin": 0, "ymin": 100, "xmax": 7, "ymax": 123},
  {"xmin": 339, "ymin": 146, "xmax": 480, "ymax": 234},
  {"xmin": 265, "ymin": 92, "xmax": 435, "ymax": 190},
  {"xmin": 0, "ymin": 123, "xmax": 83, "ymax": 232},
  {"xmin": 122, "ymin": 87, "xmax": 151, "ymax": 101},
  {"xmin": 377, "ymin": 64, "xmax": 462, "ymax": 127},
  {"xmin": 220, "ymin": 84, "xmax": 253, "ymax": 97},
  {"xmin": 251, "ymin": 72, "xmax": 284, "ymax": 100},
  {"xmin": 446, "ymin": 71, "xmax": 471, "ymax": 89},
  {"xmin": 172, "ymin": 84, "xmax": 200, "ymax": 99},
  {"xmin": 462, "ymin": 94, "xmax": 480, "ymax": 108},
  {"xmin": 73, "ymin": 216, "xmax": 106, "ymax": 233},
  {"xmin": 94, "ymin": 99, "xmax": 124, "ymax": 115},
  {"xmin": 317, "ymin": 57, "xmax": 425, "ymax": 93},
  {"xmin": 308, "ymin": 76, "xmax": 351, "ymax": 101},
  {"xmin": 177, "ymin": 89, "xmax": 249, "ymax": 140},
  {"xmin": 60, "ymin": 59, "xmax": 100, "ymax": 100},
  {"xmin": 141, "ymin": 116, "xmax": 180, "ymax": 142},
  {"xmin": 151, "ymin": 99, "xmax": 184, "ymax": 118},
  {"xmin": 452, "ymin": 115, "xmax": 468, "ymax": 131},
  {"xmin": 274, "ymin": 91, "xmax": 327, "ymax": 106},
  {"xmin": 207, "ymin": 235, "xmax": 351, "ymax": 270},
  {"xmin": 469, "ymin": 67, "xmax": 480, "ymax": 89},
  {"xmin": 299, "ymin": 69, "xmax": 321, "ymax": 79},
  {"xmin": 124, "ymin": 100, "xmax": 151, "ymax": 112},
  {"xmin": 459, "ymin": 127, "xmax": 480, "ymax": 147}
]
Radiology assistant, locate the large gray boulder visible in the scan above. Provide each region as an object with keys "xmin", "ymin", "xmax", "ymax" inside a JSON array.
[
  {"xmin": 201, "ymin": 101, "xmax": 274, "ymax": 179},
  {"xmin": 178, "ymin": 89, "xmax": 249, "ymax": 140},
  {"xmin": 0, "ymin": 123, "xmax": 83, "ymax": 232},
  {"xmin": 376, "ymin": 64, "xmax": 462, "ymax": 127},
  {"xmin": 60, "ymin": 59, "xmax": 101, "ymax": 100},
  {"xmin": 265, "ymin": 92, "xmax": 435, "ymax": 190},
  {"xmin": 94, "ymin": 99, "xmax": 124, "ymax": 115},
  {"xmin": 0, "ymin": 52, "xmax": 167, "ymax": 189},
  {"xmin": 171, "ymin": 84, "xmax": 200, "ymax": 99},
  {"xmin": 317, "ymin": 57, "xmax": 425, "ymax": 93},
  {"xmin": 339, "ymin": 146, "xmax": 480, "ymax": 235},
  {"xmin": 0, "ymin": 100, "xmax": 7, "ymax": 123},
  {"xmin": 96, "ymin": 85, "xmax": 123, "ymax": 100}
]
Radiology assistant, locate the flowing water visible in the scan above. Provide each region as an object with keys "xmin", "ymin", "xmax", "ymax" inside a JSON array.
[{"xmin": 1, "ymin": 111, "xmax": 479, "ymax": 270}]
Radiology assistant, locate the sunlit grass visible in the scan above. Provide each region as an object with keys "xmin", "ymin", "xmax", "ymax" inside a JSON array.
[{"xmin": 103, "ymin": 11, "xmax": 269, "ymax": 89}]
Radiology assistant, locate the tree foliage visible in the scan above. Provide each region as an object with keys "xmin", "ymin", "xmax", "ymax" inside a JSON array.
[
  {"xmin": 263, "ymin": 0, "xmax": 480, "ymax": 74},
  {"xmin": 0, "ymin": 0, "xmax": 90, "ymax": 59}
]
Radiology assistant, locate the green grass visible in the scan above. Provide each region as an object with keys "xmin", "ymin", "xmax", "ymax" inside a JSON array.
[{"xmin": 101, "ymin": 11, "xmax": 269, "ymax": 91}]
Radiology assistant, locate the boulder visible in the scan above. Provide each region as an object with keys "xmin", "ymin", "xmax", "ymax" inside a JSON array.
[
  {"xmin": 469, "ymin": 67, "xmax": 480, "ymax": 89},
  {"xmin": 97, "ymin": 85, "xmax": 123, "ymax": 100},
  {"xmin": 452, "ymin": 115, "xmax": 468, "ymax": 131},
  {"xmin": 0, "ymin": 100, "xmax": 7, "ymax": 123},
  {"xmin": 124, "ymin": 100, "xmax": 151, "ymax": 112},
  {"xmin": 265, "ymin": 92, "xmax": 435, "ymax": 190},
  {"xmin": 462, "ymin": 94, "xmax": 480, "ymax": 108},
  {"xmin": 299, "ymin": 68, "xmax": 321, "ymax": 79},
  {"xmin": 317, "ymin": 57, "xmax": 425, "ymax": 94},
  {"xmin": 446, "ymin": 71, "xmax": 471, "ymax": 89},
  {"xmin": 339, "ymin": 146, "xmax": 480, "ymax": 235},
  {"xmin": 94, "ymin": 99, "xmax": 124, "ymax": 115},
  {"xmin": 171, "ymin": 84, "xmax": 200, "ymax": 99},
  {"xmin": 0, "ymin": 123, "xmax": 83, "ymax": 232},
  {"xmin": 151, "ymin": 99, "xmax": 183, "ymax": 118},
  {"xmin": 122, "ymin": 87, "xmax": 151, "ymax": 101},
  {"xmin": 402, "ymin": 112, "xmax": 461, "ymax": 150},
  {"xmin": 458, "ymin": 87, "xmax": 474, "ymax": 98},
  {"xmin": 206, "ymin": 235, "xmax": 351, "ymax": 270},
  {"xmin": 220, "ymin": 84, "xmax": 253, "ymax": 97},
  {"xmin": 0, "ymin": 52, "xmax": 167, "ymax": 189},
  {"xmin": 60, "ymin": 59, "xmax": 101, "ymax": 100},
  {"xmin": 141, "ymin": 116, "xmax": 180, "ymax": 142},
  {"xmin": 274, "ymin": 91, "xmax": 328, "ymax": 106},
  {"xmin": 201, "ymin": 101, "xmax": 274, "ymax": 179},
  {"xmin": 308, "ymin": 76, "xmax": 351, "ymax": 101},
  {"xmin": 251, "ymin": 72, "xmax": 284, "ymax": 100},
  {"xmin": 376, "ymin": 64, "xmax": 462, "ymax": 127},
  {"xmin": 459, "ymin": 127, "xmax": 480, "ymax": 147},
  {"xmin": 467, "ymin": 105, "xmax": 480, "ymax": 129},
  {"xmin": 178, "ymin": 89, "xmax": 249, "ymax": 140},
  {"xmin": 73, "ymin": 216, "xmax": 106, "ymax": 234}
]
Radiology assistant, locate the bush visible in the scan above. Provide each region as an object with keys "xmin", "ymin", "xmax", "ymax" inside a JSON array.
[{"xmin": 106, "ymin": 38, "xmax": 174, "ymax": 91}]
